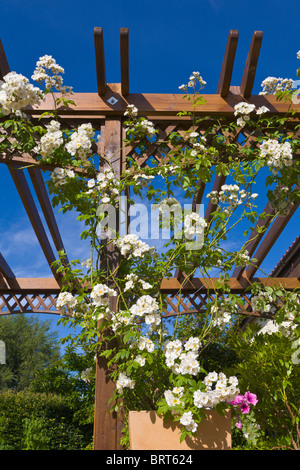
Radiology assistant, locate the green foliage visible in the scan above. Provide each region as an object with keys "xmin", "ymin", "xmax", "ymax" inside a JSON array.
[
  {"xmin": 0, "ymin": 388, "xmax": 93, "ymax": 450},
  {"xmin": 0, "ymin": 390, "xmax": 78, "ymax": 449},
  {"xmin": 0, "ymin": 315, "xmax": 60, "ymax": 390},
  {"xmin": 229, "ymin": 325, "xmax": 300, "ymax": 450}
]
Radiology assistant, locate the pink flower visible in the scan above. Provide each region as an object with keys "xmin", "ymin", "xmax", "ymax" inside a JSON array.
[
  {"xmin": 244, "ymin": 391, "xmax": 258, "ymax": 406},
  {"xmin": 236, "ymin": 416, "xmax": 242, "ymax": 429},
  {"xmin": 229, "ymin": 395, "xmax": 244, "ymax": 406},
  {"xmin": 240, "ymin": 401, "xmax": 250, "ymax": 414}
]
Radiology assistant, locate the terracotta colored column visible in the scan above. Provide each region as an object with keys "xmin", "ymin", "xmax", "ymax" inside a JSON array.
[{"xmin": 93, "ymin": 118, "xmax": 123, "ymax": 450}]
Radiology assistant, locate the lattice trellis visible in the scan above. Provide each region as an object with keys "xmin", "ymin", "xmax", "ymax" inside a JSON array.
[{"xmin": 0, "ymin": 293, "xmax": 59, "ymax": 315}]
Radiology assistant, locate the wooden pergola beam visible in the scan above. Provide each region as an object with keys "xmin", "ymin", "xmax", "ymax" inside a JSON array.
[
  {"xmin": 0, "ymin": 277, "xmax": 60, "ymax": 293},
  {"xmin": 0, "ymin": 252, "xmax": 15, "ymax": 282},
  {"xmin": 8, "ymin": 167, "xmax": 61, "ymax": 282},
  {"xmin": 94, "ymin": 27, "xmax": 107, "ymax": 96},
  {"xmin": 0, "ymin": 38, "xmax": 9, "ymax": 80},
  {"xmin": 28, "ymin": 167, "xmax": 68, "ymax": 262},
  {"xmin": 160, "ymin": 276, "xmax": 300, "ymax": 293},
  {"xmin": 246, "ymin": 200, "xmax": 300, "ymax": 280},
  {"xmin": 120, "ymin": 28, "xmax": 129, "ymax": 96},
  {"xmin": 240, "ymin": 31, "xmax": 263, "ymax": 99},
  {"xmin": 217, "ymin": 30, "xmax": 239, "ymax": 97},
  {"xmin": 1, "ymin": 275, "xmax": 299, "ymax": 295},
  {"xmin": 26, "ymin": 91, "xmax": 300, "ymax": 117}
]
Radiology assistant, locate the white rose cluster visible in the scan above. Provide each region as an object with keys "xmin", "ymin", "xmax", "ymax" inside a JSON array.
[
  {"xmin": 124, "ymin": 273, "xmax": 152, "ymax": 292},
  {"xmin": 56, "ymin": 291, "xmax": 77, "ymax": 311},
  {"xmin": 110, "ymin": 310, "xmax": 134, "ymax": 332},
  {"xmin": 116, "ymin": 372, "xmax": 135, "ymax": 392},
  {"xmin": 87, "ymin": 167, "xmax": 121, "ymax": 203},
  {"xmin": 178, "ymin": 71, "xmax": 207, "ymax": 91},
  {"xmin": 259, "ymin": 76, "xmax": 293, "ymax": 95},
  {"xmin": 210, "ymin": 299, "xmax": 239, "ymax": 329},
  {"xmin": 0, "ymin": 71, "xmax": 43, "ymax": 115},
  {"xmin": 113, "ymin": 234, "xmax": 152, "ymax": 259},
  {"xmin": 32, "ymin": 54, "xmax": 72, "ymax": 94},
  {"xmin": 124, "ymin": 104, "xmax": 138, "ymax": 117},
  {"xmin": 260, "ymin": 139, "xmax": 293, "ymax": 172},
  {"xmin": 179, "ymin": 411, "xmax": 198, "ymax": 433},
  {"xmin": 164, "ymin": 337, "xmax": 201, "ymax": 376},
  {"xmin": 164, "ymin": 386, "xmax": 184, "ymax": 408},
  {"xmin": 35, "ymin": 120, "xmax": 94, "ymax": 162},
  {"xmin": 188, "ymin": 131, "xmax": 207, "ymax": 155},
  {"xmin": 130, "ymin": 295, "xmax": 160, "ymax": 326},
  {"xmin": 124, "ymin": 105, "xmax": 156, "ymax": 138},
  {"xmin": 184, "ymin": 212, "xmax": 207, "ymax": 238},
  {"xmin": 234, "ymin": 102, "xmax": 269, "ymax": 127},
  {"xmin": 35, "ymin": 120, "xmax": 63, "ymax": 157},
  {"xmin": 90, "ymin": 283, "xmax": 117, "ymax": 307},
  {"xmin": 269, "ymin": 186, "xmax": 293, "ymax": 216},
  {"xmin": 193, "ymin": 372, "xmax": 239, "ymax": 409},
  {"xmin": 207, "ymin": 184, "xmax": 255, "ymax": 210},
  {"xmin": 50, "ymin": 167, "xmax": 75, "ymax": 185},
  {"xmin": 234, "ymin": 249, "xmax": 251, "ymax": 267},
  {"xmin": 125, "ymin": 117, "xmax": 156, "ymax": 139},
  {"xmin": 137, "ymin": 335, "xmax": 155, "ymax": 353},
  {"xmin": 65, "ymin": 123, "xmax": 94, "ymax": 159},
  {"xmin": 156, "ymin": 197, "xmax": 181, "ymax": 214},
  {"xmin": 251, "ymin": 291, "xmax": 274, "ymax": 315},
  {"xmin": 133, "ymin": 173, "xmax": 155, "ymax": 188}
]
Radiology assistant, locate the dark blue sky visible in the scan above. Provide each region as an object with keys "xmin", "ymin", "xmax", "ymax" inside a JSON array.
[
  {"xmin": 1, "ymin": 0, "xmax": 300, "ymax": 94},
  {"xmin": 0, "ymin": 0, "xmax": 299, "ymax": 340}
]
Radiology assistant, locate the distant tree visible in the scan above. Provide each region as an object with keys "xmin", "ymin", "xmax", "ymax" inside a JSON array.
[
  {"xmin": 0, "ymin": 314, "xmax": 60, "ymax": 390},
  {"xmin": 30, "ymin": 344, "xmax": 96, "ymax": 428}
]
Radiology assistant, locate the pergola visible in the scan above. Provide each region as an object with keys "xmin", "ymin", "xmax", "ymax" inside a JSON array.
[{"xmin": 0, "ymin": 28, "xmax": 299, "ymax": 450}]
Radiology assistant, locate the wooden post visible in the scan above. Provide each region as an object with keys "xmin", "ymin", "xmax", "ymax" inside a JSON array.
[{"xmin": 93, "ymin": 118, "xmax": 123, "ymax": 450}]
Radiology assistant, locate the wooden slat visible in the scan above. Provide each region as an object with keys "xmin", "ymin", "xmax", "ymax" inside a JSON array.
[
  {"xmin": 240, "ymin": 31, "xmax": 263, "ymax": 99},
  {"xmin": 0, "ymin": 38, "xmax": 10, "ymax": 80},
  {"xmin": 94, "ymin": 27, "xmax": 107, "ymax": 96},
  {"xmin": 28, "ymin": 167, "xmax": 68, "ymax": 262},
  {"xmin": 160, "ymin": 276, "xmax": 300, "ymax": 293},
  {"xmin": 0, "ymin": 253, "xmax": 15, "ymax": 281},
  {"xmin": 120, "ymin": 28, "xmax": 129, "ymax": 96},
  {"xmin": 1, "ymin": 275, "xmax": 299, "ymax": 295},
  {"xmin": 246, "ymin": 201, "xmax": 300, "ymax": 280},
  {"xmin": 0, "ymin": 277, "xmax": 61, "ymax": 293},
  {"xmin": 217, "ymin": 30, "xmax": 239, "ymax": 97},
  {"xmin": 8, "ymin": 167, "xmax": 60, "ymax": 282},
  {"xmin": 28, "ymin": 91, "xmax": 300, "ymax": 117}
]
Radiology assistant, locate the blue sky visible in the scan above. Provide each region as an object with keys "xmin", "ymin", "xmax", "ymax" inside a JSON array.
[{"xmin": 0, "ymin": 0, "xmax": 299, "ymax": 344}]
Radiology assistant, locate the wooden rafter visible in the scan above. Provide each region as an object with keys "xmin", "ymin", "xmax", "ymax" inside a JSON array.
[
  {"xmin": 28, "ymin": 167, "xmax": 69, "ymax": 263},
  {"xmin": 94, "ymin": 27, "xmax": 107, "ymax": 96},
  {"xmin": 240, "ymin": 31, "xmax": 263, "ymax": 98},
  {"xmin": 246, "ymin": 200, "xmax": 300, "ymax": 280},
  {"xmin": 0, "ymin": 38, "xmax": 9, "ymax": 80},
  {"xmin": 0, "ymin": 253, "xmax": 16, "ymax": 290},
  {"xmin": 8, "ymin": 167, "xmax": 61, "ymax": 282},
  {"xmin": 120, "ymin": 28, "xmax": 129, "ymax": 96},
  {"xmin": 217, "ymin": 29, "xmax": 239, "ymax": 97}
]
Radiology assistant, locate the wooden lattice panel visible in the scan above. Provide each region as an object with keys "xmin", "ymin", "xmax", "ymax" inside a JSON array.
[
  {"xmin": 162, "ymin": 292, "xmax": 276, "ymax": 320},
  {"xmin": 0, "ymin": 293, "xmax": 59, "ymax": 315}
]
